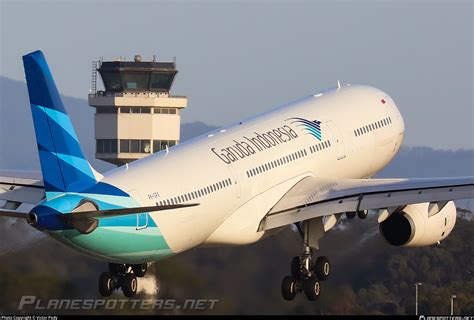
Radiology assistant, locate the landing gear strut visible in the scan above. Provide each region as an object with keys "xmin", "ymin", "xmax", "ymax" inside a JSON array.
[
  {"xmin": 282, "ymin": 220, "xmax": 331, "ymax": 301},
  {"xmin": 98, "ymin": 263, "xmax": 148, "ymax": 297}
]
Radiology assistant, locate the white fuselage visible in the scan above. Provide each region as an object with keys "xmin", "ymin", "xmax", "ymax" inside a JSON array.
[{"xmin": 101, "ymin": 85, "xmax": 405, "ymax": 255}]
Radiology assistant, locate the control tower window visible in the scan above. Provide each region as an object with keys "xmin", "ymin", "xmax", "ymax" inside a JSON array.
[
  {"xmin": 141, "ymin": 140, "xmax": 151, "ymax": 153},
  {"xmin": 153, "ymin": 140, "xmax": 161, "ymax": 153},
  {"xmin": 131, "ymin": 140, "xmax": 140, "ymax": 153},
  {"xmin": 101, "ymin": 72, "xmax": 123, "ymax": 91},
  {"xmin": 150, "ymin": 73, "xmax": 173, "ymax": 90},
  {"xmin": 120, "ymin": 140, "xmax": 130, "ymax": 153},
  {"xmin": 97, "ymin": 107, "xmax": 117, "ymax": 114},
  {"xmin": 123, "ymin": 72, "xmax": 150, "ymax": 90},
  {"xmin": 110, "ymin": 140, "xmax": 118, "ymax": 153},
  {"xmin": 97, "ymin": 139, "xmax": 118, "ymax": 153}
]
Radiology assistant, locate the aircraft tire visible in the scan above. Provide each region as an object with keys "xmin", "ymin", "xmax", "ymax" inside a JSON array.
[
  {"xmin": 98, "ymin": 272, "xmax": 114, "ymax": 297},
  {"xmin": 281, "ymin": 276, "xmax": 297, "ymax": 301},
  {"xmin": 357, "ymin": 210, "xmax": 368, "ymax": 219},
  {"xmin": 109, "ymin": 263, "xmax": 127, "ymax": 276},
  {"xmin": 122, "ymin": 273, "xmax": 138, "ymax": 298},
  {"xmin": 346, "ymin": 211, "xmax": 356, "ymax": 219},
  {"xmin": 314, "ymin": 256, "xmax": 331, "ymax": 281},
  {"xmin": 132, "ymin": 263, "xmax": 148, "ymax": 277},
  {"xmin": 304, "ymin": 277, "xmax": 321, "ymax": 301}
]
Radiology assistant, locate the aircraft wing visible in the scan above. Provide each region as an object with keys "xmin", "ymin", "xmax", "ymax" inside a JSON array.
[
  {"xmin": 258, "ymin": 176, "xmax": 474, "ymax": 231},
  {"xmin": 0, "ymin": 170, "xmax": 45, "ymax": 212}
]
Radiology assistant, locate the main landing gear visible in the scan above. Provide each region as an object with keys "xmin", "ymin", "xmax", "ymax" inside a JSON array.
[
  {"xmin": 282, "ymin": 247, "xmax": 331, "ymax": 300},
  {"xmin": 345, "ymin": 209, "xmax": 368, "ymax": 220},
  {"xmin": 99, "ymin": 263, "xmax": 148, "ymax": 297},
  {"xmin": 281, "ymin": 219, "xmax": 331, "ymax": 301}
]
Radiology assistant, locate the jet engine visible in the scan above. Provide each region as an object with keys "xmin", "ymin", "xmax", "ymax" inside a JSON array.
[{"xmin": 379, "ymin": 201, "xmax": 456, "ymax": 247}]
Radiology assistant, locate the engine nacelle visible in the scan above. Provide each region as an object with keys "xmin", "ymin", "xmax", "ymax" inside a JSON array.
[{"xmin": 379, "ymin": 201, "xmax": 456, "ymax": 247}]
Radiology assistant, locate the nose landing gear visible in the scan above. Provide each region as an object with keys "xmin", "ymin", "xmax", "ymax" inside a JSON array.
[{"xmin": 98, "ymin": 263, "xmax": 148, "ymax": 297}]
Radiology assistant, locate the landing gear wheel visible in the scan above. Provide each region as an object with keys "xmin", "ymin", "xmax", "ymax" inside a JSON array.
[
  {"xmin": 132, "ymin": 263, "xmax": 148, "ymax": 277},
  {"xmin": 314, "ymin": 256, "xmax": 330, "ymax": 281},
  {"xmin": 98, "ymin": 272, "xmax": 115, "ymax": 297},
  {"xmin": 357, "ymin": 210, "xmax": 368, "ymax": 219},
  {"xmin": 109, "ymin": 263, "xmax": 127, "ymax": 276},
  {"xmin": 121, "ymin": 273, "xmax": 138, "ymax": 298},
  {"xmin": 346, "ymin": 211, "xmax": 356, "ymax": 219},
  {"xmin": 304, "ymin": 277, "xmax": 321, "ymax": 301},
  {"xmin": 281, "ymin": 276, "xmax": 297, "ymax": 301},
  {"xmin": 291, "ymin": 256, "xmax": 301, "ymax": 280}
]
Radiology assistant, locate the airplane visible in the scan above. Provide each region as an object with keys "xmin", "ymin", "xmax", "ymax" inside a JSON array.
[{"xmin": 0, "ymin": 50, "xmax": 473, "ymax": 300}]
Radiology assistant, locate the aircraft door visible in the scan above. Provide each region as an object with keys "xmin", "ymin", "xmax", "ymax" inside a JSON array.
[
  {"xmin": 228, "ymin": 165, "xmax": 241, "ymax": 198},
  {"xmin": 325, "ymin": 120, "xmax": 346, "ymax": 160},
  {"xmin": 128, "ymin": 189, "xmax": 148, "ymax": 230}
]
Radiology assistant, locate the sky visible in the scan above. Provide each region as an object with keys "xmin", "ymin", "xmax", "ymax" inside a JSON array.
[{"xmin": 0, "ymin": 0, "xmax": 472, "ymax": 150}]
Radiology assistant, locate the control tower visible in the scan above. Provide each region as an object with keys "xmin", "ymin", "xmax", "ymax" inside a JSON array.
[{"xmin": 88, "ymin": 55, "xmax": 187, "ymax": 165}]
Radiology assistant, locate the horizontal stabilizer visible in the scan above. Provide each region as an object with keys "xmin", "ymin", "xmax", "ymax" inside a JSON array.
[
  {"xmin": 2, "ymin": 203, "xmax": 199, "ymax": 234},
  {"xmin": 0, "ymin": 210, "xmax": 28, "ymax": 219}
]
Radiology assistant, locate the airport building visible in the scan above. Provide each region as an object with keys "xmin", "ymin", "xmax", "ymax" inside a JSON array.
[{"xmin": 88, "ymin": 55, "xmax": 187, "ymax": 165}]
